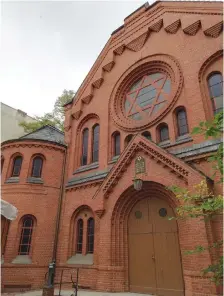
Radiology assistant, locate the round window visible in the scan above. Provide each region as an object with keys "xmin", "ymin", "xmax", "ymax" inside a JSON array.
[
  {"xmin": 124, "ymin": 73, "xmax": 171, "ymax": 121},
  {"xmin": 109, "ymin": 55, "xmax": 183, "ymax": 131},
  {"xmin": 159, "ymin": 208, "xmax": 167, "ymax": 217},
  {"xmin": 135, "ymin": 211, "xmax": 142, "ymax": 219}
]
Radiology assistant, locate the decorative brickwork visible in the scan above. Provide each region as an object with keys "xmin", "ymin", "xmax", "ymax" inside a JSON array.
[{"xmin": 1, "ymin": 1, "xmax": 223, "ymax": 295}]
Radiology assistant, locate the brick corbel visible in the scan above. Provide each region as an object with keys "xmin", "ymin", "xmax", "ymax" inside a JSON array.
[
  {"xmin": 183, "ymin": 20, "xmax": 201, "ymax": 36},
  {"xmin": 165, "ymin": 19, "xmax": 181, "ymax": 34},
  {"xmin": 92, "ymin": 78, "xmax": 104, "ymax": 89},
  {"xmin": 204, "ymin": 21, "xmax": 223, "ymax": 38},
  {"xmin": 149, "ymin": 19, "xmax": 163, "ymax": 32},
  {"xmin": 126, "ymin": 31, "xmax": 149, "ymax": 52},
  {"xmin": 103, "ymin": 61, "xmax": 115, "ymax": 72},
  {"xmin": 82, "ymin": 94, "xmax": 93, "ymax": 104}
]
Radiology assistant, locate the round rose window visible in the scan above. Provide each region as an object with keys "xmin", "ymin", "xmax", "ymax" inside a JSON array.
[
  {"xmin": 124, "ymin": 73, "xmax": 171, "ymax": 121},
  {"xmin": 110, "ymin": 55, "xmax": 183, "ymax": 131}
]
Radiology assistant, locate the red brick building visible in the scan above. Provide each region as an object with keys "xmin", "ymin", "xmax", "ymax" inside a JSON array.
[{"xmin": 1, "ymin": 1, "xmax": 223, "ymax": 296}]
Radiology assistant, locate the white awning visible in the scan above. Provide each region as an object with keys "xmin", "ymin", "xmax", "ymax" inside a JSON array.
[{"xmin": 1, "ymin": 199, "xmax": 18, "ymax": 220}]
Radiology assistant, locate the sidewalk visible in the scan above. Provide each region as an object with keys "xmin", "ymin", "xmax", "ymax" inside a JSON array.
[{"xmin": 2, "ymin": 290, "xmax": 152, "ymax": 296}]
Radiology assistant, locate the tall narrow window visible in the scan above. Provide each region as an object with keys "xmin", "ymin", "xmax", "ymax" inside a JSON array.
[
  {"xmin": 113, "ymin": 132, "xmax": 120, "ymax": 156},
  {"xmin": 208, "ymin": 73, "xmax": 223, "ymax": 114},
  {"xmin": 81, "ymin": 129, "xmax": 89, "ymax": 166},
  {"xmin": 31, "ymin": 156, "xmax": 43, "ymax": 178},
  {"xmin": 87, "ymin": 218, "xmax": 94, "ymax": 254},
  {"xmin": 142, "ymin": 131, "xmax": 151, "ymax": 141},
  {"xmin": 12, "ymin": 156, "xmax": 22, "ymax": 177},
  {"xmin": 18, "ymin": 217, "xmax": 34, "ymax": 255},
  {"xmin": 92, "ymin": 124, "xmax": 99, "ymax": 163},
  {"xmin": 76, "ymin": 219, "xmax": 83, "ymax": 254},
  {"xmin": 159, "ymin": 125, "xmax": 169, "ymax": 142},
  {"xmin": 177, "ymin": 109, "xmax": 189, "ymax": 136}
]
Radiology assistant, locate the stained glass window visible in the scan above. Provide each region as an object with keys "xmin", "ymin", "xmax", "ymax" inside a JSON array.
[{"xmin": 124, "ymin": 73, "xmax": 171, "ymax": 120}]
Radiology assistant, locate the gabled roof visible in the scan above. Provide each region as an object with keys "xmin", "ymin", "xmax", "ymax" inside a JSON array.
[
  {"xmin": 93, "ymin": 134, "xmax": 206, "ymax": 201},
  {"xmin": 67, "ymin": 0, "xmax": 223, "ymax": 122},
  {"xmin": 20, "ymin": 125, "xmax": 65, "ymax": 145}
]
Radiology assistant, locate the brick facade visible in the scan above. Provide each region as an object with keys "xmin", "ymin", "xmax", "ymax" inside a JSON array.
[{"xmin": 1, "ymin": 1, "xmax": 223, "ymax": 296}]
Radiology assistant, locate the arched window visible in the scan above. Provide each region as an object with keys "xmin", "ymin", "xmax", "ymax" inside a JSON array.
[
  {"xmin": 176, "ymin": 109, "xmax": 189, "ymax": 136},
  {"xmin": 125, "ymin": 134, "xmax": 133, "ymax": 147},
  {"xmin": 31, "ymin": 156, "xmax": 43, "ymax": 178},
  {"xmin": 208, "ymin": 73, "xmax": 223, "ymax": 114},
  {"xmin": 18, "ymin": 217, "xmax": 34, "ymax": 255},
  {"xmin": 11, "ymin": 156, "xmax": 22, "ymax": 177},
  {"xmin": 76, "ymin": 219, "xmax": 83, "ymax": 254},
  {"xmin": 81, "ymin": 128, "xmax": 89, "ymax": 166},
  {"xmin": 159, "ymin": 124, "xmax": 169, "ymax": 142},
  {"xmin": 113, "ymin": 132, "xmax": 120, "ymax": 157},
  {"xmin": 87, "ymin": 218, "xmax": 94, "ymax": 254},
  {"xmin": 92, "ymin": 124, "xmax": 99, "ymax": 163},
  {"xmin": 142, "ymin": 131, "xmax": 151, "ymax": 141}
]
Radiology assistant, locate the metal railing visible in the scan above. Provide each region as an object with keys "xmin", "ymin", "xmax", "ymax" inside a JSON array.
[{"xmin": 45, "ymin": 268, "xmax": 79, "ymax": 296}]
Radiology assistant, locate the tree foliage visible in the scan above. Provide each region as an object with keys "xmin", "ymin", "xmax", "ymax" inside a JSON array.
[
  {"xmin": 168, "ymin": 111, "xmax": 223, "ymax": 285},
  {"xmin": 19, "ymin": 89, "xmax": 75, "ymax": 133}
]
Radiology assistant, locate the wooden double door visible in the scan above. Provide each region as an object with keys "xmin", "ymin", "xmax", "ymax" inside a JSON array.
[{"xmin": 128, "ymin": 197, "xmax": 184, "ymax": 296}]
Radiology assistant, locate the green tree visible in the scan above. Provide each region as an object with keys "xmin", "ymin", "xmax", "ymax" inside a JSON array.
[
  {"xmin": 168, "ymin": 111, "xmax": 223, "ymax": 285},
  {"xmin": 19, "ymin": 89, "xmax": 75, "ymax": 133}
]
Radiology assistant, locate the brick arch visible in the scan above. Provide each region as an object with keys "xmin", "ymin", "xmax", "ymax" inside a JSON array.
[
  {"xmin": 7, "ymin": 152, "xmax": 24, "ymax": 179},
  {"xmin": 16, "ymin": 214, "xmax": 37, "ymax": 257},
  {"xmin": 77, "ymin": 113, "xmax": 100, "ymax": 133},
  {"xmin": 110, "ymin": 181, "xmax": 184, "ymax": 291},
  {"xmin": 68, "ymin": 205, "xmax": 95, "ymax": 258},
  {"xmin": 28, "ymin": 153, "xmax": 46, "ymax": 178},
  {"xmin": 75, "ymin": 114, "xmax": 100, "ymax": 169}
]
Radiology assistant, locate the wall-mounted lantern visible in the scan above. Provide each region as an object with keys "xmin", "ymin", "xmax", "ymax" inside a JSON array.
[{"xmin": 133, "ymin": 177, "xmax": 143, "ymax": 191}]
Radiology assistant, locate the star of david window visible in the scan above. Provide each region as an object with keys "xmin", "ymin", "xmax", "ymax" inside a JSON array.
[{"xmin": 124, "ymin": 73, "xmax": 171, "ymax": 121}]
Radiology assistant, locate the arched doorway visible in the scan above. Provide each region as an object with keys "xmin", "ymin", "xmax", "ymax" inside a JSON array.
[{"xmin": 128, "ymin": 197, "xmax": 184, "ymax": 296}]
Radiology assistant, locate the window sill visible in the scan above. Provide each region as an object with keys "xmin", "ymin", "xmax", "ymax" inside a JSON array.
[
  {"xmin": 5, "ymin": 177, "xmax": 19, "ymax": 184},
  {"xmin": 158, "ymin": 140, "xmax": 171, "ymax": 148},
  {"xmin": 73, "ymin": 162, "xmax": 99, "ymax": 174},
  {"xmin": 176, "ymin": 134, "xmax": 191, "ymax": 142},
  {"xmin": 11, "ymin": 255, "xmax": 32, "ymax": 265},
  {"xmin": 67, "ymin": 254, "xmax": 93, "ymax": 265},
  {"xmin": 27, "ymin": 177, "xmax": 44, "ymax": 184},
  {"xmin": 108, "ymin": 155, "xmax": 120, "ymax": 164}
]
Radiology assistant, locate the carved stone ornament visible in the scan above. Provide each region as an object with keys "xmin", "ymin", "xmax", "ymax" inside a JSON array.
[{"xmin": 135, "ymin": 156, "xmax": 146, "ymax": 175}]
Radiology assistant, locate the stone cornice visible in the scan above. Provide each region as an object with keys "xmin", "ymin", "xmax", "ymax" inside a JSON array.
[
  {"xmin": 1, "ymin": 139, "xmax": 66, "ymax": 152},
  {"xmin": 64, "ymin": 138, "xmax": 221, "ymax": 191}
]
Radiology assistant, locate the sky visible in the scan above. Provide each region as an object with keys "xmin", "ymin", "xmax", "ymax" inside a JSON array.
[{"xmin": 1, "ymin": 1, "xmax": 146, "ymax": 117}]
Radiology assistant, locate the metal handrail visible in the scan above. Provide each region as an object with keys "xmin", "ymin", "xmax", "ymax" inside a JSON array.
[{"xmin": 44, "ymin": 268, "xmax": 79, "ymax": 296}]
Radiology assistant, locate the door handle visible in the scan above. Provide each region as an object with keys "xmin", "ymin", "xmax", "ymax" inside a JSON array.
[{"xmin": 152, "ymin": 255, "xmax": 155, "ymax": 260}]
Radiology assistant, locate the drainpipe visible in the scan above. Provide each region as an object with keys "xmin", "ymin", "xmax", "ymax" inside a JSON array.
[{"xmin": 44, "ymin": 147, "xmax": 67, "ymax": 291}]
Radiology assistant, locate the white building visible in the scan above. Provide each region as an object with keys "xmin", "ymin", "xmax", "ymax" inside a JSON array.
[{"xmin": 1, "ymin": 102, "xmax": 36, "ymax": 142}]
